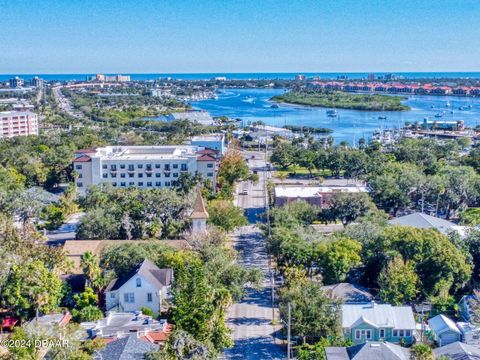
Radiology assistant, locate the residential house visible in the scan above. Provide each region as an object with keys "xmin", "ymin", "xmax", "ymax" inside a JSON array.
[
  {"xmin": 428, "ymin": 314, "xmax": 461, "ymax": 346},
  {"xmin": 459, "ymin": 294, "xmax": 480, "ymax": 325},
  {"xmin": 341, "ymin": 302, "xmax": 416, "ymax": 344},
  {"xmin": 105, "ymin": 259, "xmax": 173, "ymax": 316},
  {"xmin": 388, "ymin": 212, "xmax": 469, "ymax": 237},
  {"xmin": 24, "ymin": 312, "xmax": 72, "ymax": 337},
  {"xmin": 321, "ymin": 283, "xmax": 374, "ymax": 304},
  {"xmin": 433, "ymin": 341, "xmax": 480, "ymax": 360},
  {"xmin": 325, "ymin": 341, "xmax": 411, "ymax": 360},
  {"xmin": 96, "ymin": 334, "xmax": 159, "ymax": 360}
]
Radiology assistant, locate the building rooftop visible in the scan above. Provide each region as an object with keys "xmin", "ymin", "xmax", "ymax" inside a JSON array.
[
  {"xmin": 275, "ymin": 185, "xmax": 368, "ymax": 198},
  {"xmin": 190, "ymin": 191, "xmax": 209, "ymax": 219},
  {"xmin": 0, "ymin": 110, "xmax": 36, "ymax": 116},
  {"xmin": 433, "ymin": 341, "xmax": 480, "ymax": 360},
  {"xmin": 322, "ymin": 283, "xmax": 374, "ymax": 303},
  {"xmin": 81, "ymin": 145, "xmax": 207, "ymax": 161},
  {"xmin": 428, "ymin": 314, "xmax": 461, "ymax": 335},
  {"xmin": 326, "ymin": 342, "xmax": 410, "ymax": 360},
  {"xmin": 341, "ymin": 302, "xmax": 416, "ymax": 330},
  {"xmin": 105, "ymin": 259, "xmax": 173, "ymax": 292},
  {"xmin": 97, "ymin": 334, "xmax": 159, "ymax": 360},
  {"xmin": 191, "ymin": 134, "xmax": 225, "ymax": 142},
  {"xmin": 82, "ymin": 312, "xmax": 167, "ymax": 338},
  {"xmin": 388, "ymin": 212, "xmax": 468, "ymax": 236}
]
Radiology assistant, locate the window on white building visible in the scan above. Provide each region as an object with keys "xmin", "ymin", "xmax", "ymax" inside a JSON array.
[
  {"xmin": 207, "ymin": 163, "xmax": 214, "ymax": 168},
  {"xmin": 136, "ymin": 278, "xmax": 142, "ymax": 287},
  {"xmin": 124, "ymin": 293, "xmax": 135, "ymax": 303},
  {"xmin": 147, "ymin": 293, "xmax": 153, "ymax": 302}
]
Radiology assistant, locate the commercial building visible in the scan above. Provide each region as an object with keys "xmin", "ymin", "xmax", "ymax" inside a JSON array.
[
  {"xmin": 0, "ymin": 111, "xmax": 38, "ymax": 138},
  {"xmin": 9, "ymin": 76, "xmax": 24, "ymax": 88},
  {"xmin": 73, "ymin": 145, "xmax": 217, "ymax": 193},
  {"xmin": 190, "ymin": 134, "xmax": 226, "ymax": 155},
  {"xmin": 274, "ymin": 185, "xmax": 368, "ymax": 208}
]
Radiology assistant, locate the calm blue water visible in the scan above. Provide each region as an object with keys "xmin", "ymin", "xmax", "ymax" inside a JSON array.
[
  {"xmin": 190, "ymin": 88, "xmax": 480, "ymax": 144},
  {"xmin": 2, "ymin": 72, "xmax": 480, "ymax": 82}
]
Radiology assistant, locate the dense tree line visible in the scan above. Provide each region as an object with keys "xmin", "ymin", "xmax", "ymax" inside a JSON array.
[{"xmin": 271, "ymin": 137, "xmax": 480, "ymax": 218}]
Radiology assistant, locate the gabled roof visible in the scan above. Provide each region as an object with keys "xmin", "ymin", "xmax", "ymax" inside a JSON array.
[
  {"xmin": 433, "ymin": 341, "xmax": 480, "ymax": 360},
  {"xmin": 105, "ymin": 259, "xmax": 173, "ymax": 292},
  {"xmin": 97, "ymin": 334, "xmax": 159, "ymax": 360},
  {"xmin": 322, "ymin": 283, "xmax": 374, "ymax": 303},
  {"xmin": 341, "ymin": 302, "xmax": 415, "ymax": 330},
  {"xmin": 388, "ymin": 212, "xmax": 457, "ymax": 233},
  {"xmin": 73, "ymin": 155, "xmax": 92, "ymax": 162},
  {"xmin": 326, "ymin": 342, "xmax": 410, "ymax": 360},
  {"xmin": 428, "ymin": 314, "xmax": 461, "ymax": 335},
  {"xmin": 190, "ymin": 191, "xmax": 209, "ymax": 219},
  {"xmin": 197, "ymin": 153, "xmax": 217, "ymax": 161}
]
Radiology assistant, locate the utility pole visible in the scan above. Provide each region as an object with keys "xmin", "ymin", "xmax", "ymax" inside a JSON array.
[{"xmin": 287, "ymin": 302, "xmax": 292, "ymax": 360}]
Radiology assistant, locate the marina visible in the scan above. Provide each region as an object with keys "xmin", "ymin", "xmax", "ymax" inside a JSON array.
[{"xmin": 191, "ymin": 88, "xmax": 480, "ymax": 144}]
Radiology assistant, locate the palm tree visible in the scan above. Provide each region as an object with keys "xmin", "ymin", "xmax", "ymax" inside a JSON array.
[{"xmin": 81, "ymin": 252, "xmax": 101, "ymax": 289}]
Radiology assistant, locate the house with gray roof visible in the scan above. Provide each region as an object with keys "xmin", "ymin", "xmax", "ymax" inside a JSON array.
[
  {"xmin": 326, "ymin": 341, "xmax": 411, "ymax": 360},
  {"xmin": 96, "ymin": 334, "xmax": 159, "ymax": 360},
  {"xmin": 388, "ymin": 212, "xmax": 469, "ymax": 237},
  {"xmin": 322, "ymin": 283, "xmax": 374, "ymax": 303},
  {"xmin": 433, "ymin": 341, "xmax": 480, "ymax": 360},
  {"xmin": 105, "ymin": 259, "xmax": 173, "ymax": 316},
  {"xmin": 428, "ymin": 314, "xmax": 461, "ymax": 346},
  {"xmin": 341, "ymin": 302, "xmax": 416, "ymax": 344}
]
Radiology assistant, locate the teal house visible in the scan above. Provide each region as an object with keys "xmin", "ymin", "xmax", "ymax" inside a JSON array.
[{"xmin": 341, "ymin": 302, "xmax": 416, "ymax": 344}]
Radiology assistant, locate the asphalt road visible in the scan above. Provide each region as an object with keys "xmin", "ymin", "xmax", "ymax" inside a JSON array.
[{"xmin": 224, "ymin": 150, "xmax": 285, "ymax": 360}]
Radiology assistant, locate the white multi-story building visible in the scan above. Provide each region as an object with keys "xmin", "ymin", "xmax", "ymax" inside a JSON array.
[
  {"xmin": 73, "ymin": 145, "xmax": 217, "ymax": 193},
  {"xmin": 0, "ymin": 111, "xmax": 38, "ymax": 138}
]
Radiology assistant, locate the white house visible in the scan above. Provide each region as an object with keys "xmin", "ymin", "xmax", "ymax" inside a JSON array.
[
  {"xmin": 105, "ymin": 259, "xmax": 173, "ymax": 316},
  {"xmin": 428, "ymin": 314, "xmax": 462, "ymax": 346}
]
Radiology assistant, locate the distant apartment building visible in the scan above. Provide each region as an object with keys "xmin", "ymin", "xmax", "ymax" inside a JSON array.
[
  {"xmin": 0, "ymin": 111, "xmax": 38, "ymax": 138},
  {"xmin": 73, "ymin": 145, "xmax": 217, "ymax": 193},
  {"xmin": 9, "ymin": 76, "xmax": 24, "ymax": 88},
  {"xmin": 31, "ymin": 76, "xmax": 45, "ymax": 88}
]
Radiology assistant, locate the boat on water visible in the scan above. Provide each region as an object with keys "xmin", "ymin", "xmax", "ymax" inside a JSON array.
[
  {"xmin": 446, "ymin": 102, "xmax": 451, "ymax": 107},
  {"xmin": 434, "ymin": 113, "xmax": 443, "ymax": 118},
  {"xmin": 326, "ymin": 109, "xmax": 338, "ymax": 117},
  {"xmin": 270, "ymin": 104, "xmax": 279, "ymax": 109},
  {"xmin": 378, "ymin": 115, "xmax": 387, "ymax": 120}
]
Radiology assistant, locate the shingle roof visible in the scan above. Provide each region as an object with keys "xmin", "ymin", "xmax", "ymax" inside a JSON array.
[
  {"xmin": 388, "ymin": 212, "xmax": 457, "ymax": 233},
  {"xmin": 341, "ymin": 303, "xmax": 416, "ymax": 330},
  {"xmin": 197, "ymin": 154, "xmax": 216, "ymax": 161},
  {"xmin": 73, "ymin": 155, "xmax": 92, "ymax": 162},
  {"xmin": 97, "ymin": 335, "xmax": 159, "ymax": 360},
  {"xmin": 190, "ymin": 191, "xmax": 209, "ymax": 219},
  {"xmin": 105, "ymin": 259, "xmax": 173, "ymax": 292},
  {"xmin": 433, "ymin": 341, "xmax": 480, "ymax": 360},
  {"xmin": 348, "ymin": 342, "xmax": 410, "ymax": 360},
  {"xmin": 428, "ymin": 314, "xmax": 461, "ymax": 335},
  {"xmin": 322, "ymin": 283, "xmax": 374, "ymax": 303}
]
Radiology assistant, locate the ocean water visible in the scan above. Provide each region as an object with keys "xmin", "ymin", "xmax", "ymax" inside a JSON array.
[
  {"xmin": 190, "ymin": 88, "xmax": 480, "ymax": 144},
  {"xmin": 2, "ymin": 72, "xmax": 480, "ymax": 82}
]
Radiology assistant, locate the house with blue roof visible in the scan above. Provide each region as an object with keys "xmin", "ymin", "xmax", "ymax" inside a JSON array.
[{"xmin": 341, "ymin": 302, "xmax": 416, "ymax": 344}]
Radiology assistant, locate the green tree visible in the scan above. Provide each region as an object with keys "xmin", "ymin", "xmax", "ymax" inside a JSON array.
[
  {"xmin": 1, "ymin": 260, "xmax": 63, "ymax": 319},
  {"xmin": 271, "ymin": 142, "xmax": 297, "ymax": 169},
  {"xmin": 207, "ymin": 200, "xmax": 247, "ymax": 231},
  {"xmin": 278, "ymin": 270, "xmax": 341, "ymax": 344},
  {"xmin": 328, "ymin": 192, "xmax": 375, "ymax": 226},
  {"xmin": 80, "ymin": 251, "xmax": 102, "ymax": 289},
  {"xmin": 217, "ymin": 150, "xmax": 249, "ymax": 186},
  {"xmin": 378, "ymin": 257, "xmax": 418, "ymax": 305},
  {"xmin": 71, "ymin": 287, "xmax": 103, "ymax": 322},
  {"xmin": 317, "ymin": 238, "xmax": 362, "ymax": 284},
  {"xmin": 410, "ymin": 343, "xmax": 433, "ymax": 360}
]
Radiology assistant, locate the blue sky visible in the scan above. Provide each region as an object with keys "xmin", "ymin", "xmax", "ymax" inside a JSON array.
[{"xmin": 1, "ymin": 0, "xmax": 480, "ymax": 73}]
